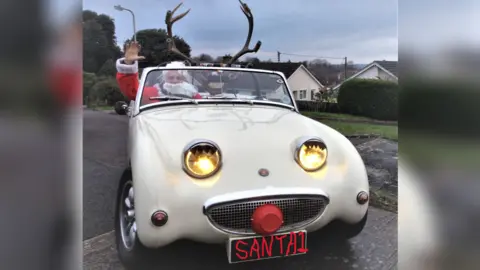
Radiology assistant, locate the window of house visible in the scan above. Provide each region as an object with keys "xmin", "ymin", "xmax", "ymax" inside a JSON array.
[
  {"xmin": 293, "ymin": 91, "xmax": 298, "ymax": 99},
  {"xmin": 299, "ymin": 90, "xmax": 307, "ymax": 99},
  {"xmin": 311, "ymin": 90, "xmax": 315, "ymax": 100}
]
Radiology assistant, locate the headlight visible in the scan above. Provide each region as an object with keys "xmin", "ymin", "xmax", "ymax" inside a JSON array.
[
  {"xmin": 182, "ymin": 140, "xmax": 222, "ymax": 178},
  {"xmin": 294, "ymin": 138, "xmax": 328, "ymax": 172}
]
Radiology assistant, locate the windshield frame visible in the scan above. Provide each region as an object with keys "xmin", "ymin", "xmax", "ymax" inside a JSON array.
[{"xmin": 132, "ymin": 66, "xmax": 298, "ymax": 115}]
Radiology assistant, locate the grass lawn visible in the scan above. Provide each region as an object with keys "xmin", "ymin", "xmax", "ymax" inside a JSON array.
[
  {"xmin": 320, "ymin": 120, "xmax": 398, "ymax": 140},
  {"xmin": 401, "ymin": 133, "xmax": 480, "ymax": 167},
  {"xmin": 301, "ymin": 111, "xmax": 372, "ymax": 121}
]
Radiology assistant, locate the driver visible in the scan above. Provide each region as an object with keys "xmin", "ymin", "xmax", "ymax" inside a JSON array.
[
  {"xmin": 152, "ymin": 62, "xmax": 201, "ymax": 99},
  {"xmin": 115, "ymin": 42, "xmax": 201, "ymax": 104}
]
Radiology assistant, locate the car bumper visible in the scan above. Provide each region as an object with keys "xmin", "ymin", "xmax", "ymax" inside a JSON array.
[{"xmin": 134, "ymin": 186, "xmax": 368, "ymax": 248}]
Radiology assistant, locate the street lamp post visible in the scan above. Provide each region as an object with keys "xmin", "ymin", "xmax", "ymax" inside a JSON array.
[{"xmin": 114, "ymin": 5, "xmax": 137, "ymax": 42}]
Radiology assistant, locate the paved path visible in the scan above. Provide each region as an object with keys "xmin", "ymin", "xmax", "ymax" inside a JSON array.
[{"xmin": 83, "ymin": 109, "xmax": 398, "ymax": 269}]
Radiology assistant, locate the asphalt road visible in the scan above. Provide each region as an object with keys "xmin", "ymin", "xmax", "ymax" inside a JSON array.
[
  {"xmin": 83, "ymin": 109, "xmax": 398, "ymax": 270},
  {"xmin": 83, "ymin": 109, "xmax": 129, "ymax": 240}
]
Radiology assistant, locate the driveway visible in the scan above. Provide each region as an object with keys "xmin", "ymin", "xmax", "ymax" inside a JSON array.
[{"xmin": 83, "ymin": 109, "xmax": 398, "ymax": 269}]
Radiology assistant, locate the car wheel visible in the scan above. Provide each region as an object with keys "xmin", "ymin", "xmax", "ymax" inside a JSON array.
[
  {"xmin": 115, "ymin": 101, "xmax": 127, "ymax": 115},
  {"xmin": 115, "ymin": 168, "xmax": 152, "ymax": 269}
]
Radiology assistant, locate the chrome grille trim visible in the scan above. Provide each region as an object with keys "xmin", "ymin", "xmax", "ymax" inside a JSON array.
[{"xmin": 205, "ymin": 195, "xmax": 329, "ymax": 235}]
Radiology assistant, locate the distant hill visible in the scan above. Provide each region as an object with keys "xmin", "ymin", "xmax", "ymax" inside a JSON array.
[{"xmin": 353, "ymin": 64, "xmax": 367, "ymax": 69}]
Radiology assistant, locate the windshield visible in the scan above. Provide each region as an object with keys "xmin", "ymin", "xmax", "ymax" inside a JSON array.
[{"xmin": 140, "ymin": 68, "xmax": 294, "ymax": 107}]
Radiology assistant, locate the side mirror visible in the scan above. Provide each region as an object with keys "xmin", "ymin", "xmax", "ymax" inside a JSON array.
[{"xmin": 114, "ymin": 101, "xmax": 128, "ymax": 115}]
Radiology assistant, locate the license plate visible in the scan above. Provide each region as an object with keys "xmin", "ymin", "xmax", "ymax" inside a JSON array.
[{"xmin": 227, "ymin": 230, "xmax": 308, "ymax": 263}]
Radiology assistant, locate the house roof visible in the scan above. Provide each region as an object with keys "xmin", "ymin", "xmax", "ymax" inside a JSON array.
[
  {"xmin": 373, "ymin": 60, "xmax": 398, "ymax": 77},
  {"xmin": 332, "ymin": 60, "xmax": 398, "ymax": 90},
  {"xmin": 245, "ymin": 62, "xmax": 303, "ymax": 78},
  {"xmin": 289, "ymin": 64, "xmax": 325, "ymax": 88}
]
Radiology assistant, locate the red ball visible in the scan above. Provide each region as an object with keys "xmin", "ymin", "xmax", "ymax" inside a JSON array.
[{"xmin": 251, "ymin": 204, "xmax": 284, "ymax": 235}]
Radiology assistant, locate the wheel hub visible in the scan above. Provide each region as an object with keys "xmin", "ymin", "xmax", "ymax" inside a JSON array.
[{"xmin": 119, "ymin": 181, "xmax": 136, "ymax": 250}]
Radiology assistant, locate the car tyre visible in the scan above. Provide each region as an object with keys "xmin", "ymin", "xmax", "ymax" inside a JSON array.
[
  {"xmin": 115, "ymin": 168, "xmax": 153, "ymax": 269},
  {"xmin": 115, "ymin": 101, "xmax": 127, "ymax": 115}
]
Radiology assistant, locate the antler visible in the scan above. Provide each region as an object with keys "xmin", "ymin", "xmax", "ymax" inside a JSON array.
[
  {"xmin": 227, "ymin": 0, "xmax": 262, "ymax": 66},
  {"xmin": 165, "ymin": 3, "xmax": 197, "ymax": 64}
]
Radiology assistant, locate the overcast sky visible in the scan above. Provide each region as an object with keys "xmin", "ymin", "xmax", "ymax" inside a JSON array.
[{"xmin": 82, "ymin": 0, "xmax": 398, "ymax": 64}]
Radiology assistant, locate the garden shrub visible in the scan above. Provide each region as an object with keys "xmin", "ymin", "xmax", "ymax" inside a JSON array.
[{"xmin": 90, "ymin": 77, "xmax": 127, "ymax": 106}]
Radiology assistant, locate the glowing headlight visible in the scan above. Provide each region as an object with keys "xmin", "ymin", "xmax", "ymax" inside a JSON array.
[
  {"xmin": 295, "ymin": 138, "xmax": 328, "ymax": 172},
  {"xmin": 182, "ymin": 140, "xmax": 222, "ymax": 178}
]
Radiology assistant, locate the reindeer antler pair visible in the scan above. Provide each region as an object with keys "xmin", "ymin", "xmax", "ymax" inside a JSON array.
[{"xmin": 165, "ymin": 0, "xmax": 262, "ymax": 66}]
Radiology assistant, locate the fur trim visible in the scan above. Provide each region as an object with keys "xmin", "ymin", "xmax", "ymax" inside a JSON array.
[{"xmin": 116, "ymin": 57, "xmax": 138, "ymax": 74}]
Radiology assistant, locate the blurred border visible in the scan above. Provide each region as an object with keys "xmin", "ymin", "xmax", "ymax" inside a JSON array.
[
  {"xmin": 399, "ymin": 0, "xmax": 480, "ymax": 269},
  {"xmin": 0, "ymin": 0, "xmax": 82, "ymax": 269}
]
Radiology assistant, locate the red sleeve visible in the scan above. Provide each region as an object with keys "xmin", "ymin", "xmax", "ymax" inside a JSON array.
[
  {"xmin": 116, "ymin": 58, "xmax": 140, "ymax": 101},
  {"xmin": 116, "ymin": 72, "xmax": 139, "ymax": 101}
]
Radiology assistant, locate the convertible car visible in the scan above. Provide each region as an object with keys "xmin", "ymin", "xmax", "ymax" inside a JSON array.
[{"xmin": 114, "ymin": 1, "xmax": 369, "ymax": 269}]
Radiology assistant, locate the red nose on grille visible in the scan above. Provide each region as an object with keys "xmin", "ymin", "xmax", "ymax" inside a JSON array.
[{"xmin": 251, "ymin": 204, "xmax": 284, "ymax": 235}]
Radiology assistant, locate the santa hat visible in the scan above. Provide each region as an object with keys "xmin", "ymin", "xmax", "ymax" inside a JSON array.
[{"xmin": 160, "ymin": 61, "xmax": 192, "ymax": 82}]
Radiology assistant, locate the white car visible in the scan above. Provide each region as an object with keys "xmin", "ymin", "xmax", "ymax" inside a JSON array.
[
  {"xmin": 113, "ymin": 1, "xmax": 369, "ymax": 269},
  {"xmin": 114, "ymin": 64, "xmax": 370, "ymax": 266}
]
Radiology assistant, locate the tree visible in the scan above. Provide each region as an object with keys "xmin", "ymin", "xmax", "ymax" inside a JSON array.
[
  {"xmin": 82, "ymin": 10, "xmax": 97, "ymax": 22},
  {"xmin": 82, "ymin": 10, "xmax": 122, "ymax": 73},
  {"xmin": 83, "ymin": 72, "xmax": 97, "ymax": 105},
  {"xmin": 222, "ymin": 54, "xmax": 232, "ymax": 63},
  {"xmin": 245, "ymin": 57, "xmax": 260, "ymax": 64},
  {"xmin": 125, "ymin": 29, "xmax": 192, "ymax": 65},
  {"xmin": 97, "ymin": 59, "xmax": 116, "ymax": 77},
  {"xmin": 83, "ymin": 20, "xmax": 107, "ymax": 73},
  {"xmin": 194, "ymin": 53, "xmax": 214, "ymax": 62}
]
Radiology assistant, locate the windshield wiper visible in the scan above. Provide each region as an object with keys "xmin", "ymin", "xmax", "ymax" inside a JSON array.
[
  {"xmin": 204, "ymin": 96, "xmax": 237, "ymax": 99},
  {"xmin": 149, "ymin": 96, "xmax": 198, "ymax": 104}
]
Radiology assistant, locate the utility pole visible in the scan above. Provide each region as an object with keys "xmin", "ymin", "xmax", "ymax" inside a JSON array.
[
  {"xmin": 277, "ymin": 51, "xmax": 281, "ymax": 62},
  {"xmin": 344, "ymin": 57, "xmax": 348, "ymax": 81}
]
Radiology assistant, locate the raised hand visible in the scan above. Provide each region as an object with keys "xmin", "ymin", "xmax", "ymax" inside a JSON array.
[{"xmin": 124, "ymin": 41, "xmax": 145, "ymax": 64}]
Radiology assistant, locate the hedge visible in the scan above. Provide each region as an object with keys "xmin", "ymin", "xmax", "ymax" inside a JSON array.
[
  {"xmin": 337, "ymin": 79, "xmax": 398, "ymax": 120},
  {"xmin": 401, "ymin": 78, "xmax": 479, "ymax": 136},
  {"xmin": 295, "ymin": 101, "xmax": 341, "ymax": 113}
]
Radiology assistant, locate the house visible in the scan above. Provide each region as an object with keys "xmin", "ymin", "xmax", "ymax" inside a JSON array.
[
  {"xmin": 332, "ymin": 60, "xmax": 398, "ymax": 92},
  {"xmin": 250, "ymin": 62, "xmax": 325, "ymax": 101}
]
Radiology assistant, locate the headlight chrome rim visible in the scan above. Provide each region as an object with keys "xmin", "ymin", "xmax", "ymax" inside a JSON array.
[
  {"xmin": 294, "ymin": 137, "xmax": 328, "ymax": 172},
  {"xmin": 182, "ymin": 139, "xmax": 222, "ymax": 179}
]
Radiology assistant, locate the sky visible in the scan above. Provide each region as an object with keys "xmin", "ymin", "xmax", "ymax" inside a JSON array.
[{"xmin": 81, "ymin": 0, "xmax": 398, "ymax": 64}]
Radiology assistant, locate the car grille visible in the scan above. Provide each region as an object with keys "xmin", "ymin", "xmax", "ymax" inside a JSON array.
[{"xmin": 205, "ymin": 195, "xmax": 329, "ymax": 235}]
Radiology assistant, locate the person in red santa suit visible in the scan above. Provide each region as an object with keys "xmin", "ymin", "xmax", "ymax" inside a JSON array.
[{"xmin": 115, "ymin": 41, "xmax": 201, "ymax": 105}]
